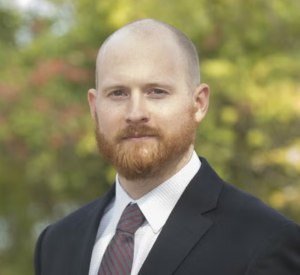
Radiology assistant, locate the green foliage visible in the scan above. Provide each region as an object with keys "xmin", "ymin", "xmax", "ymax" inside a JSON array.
[{"xmin": 0, "ymin": 0, "xmax": 299, "ymax": 273}]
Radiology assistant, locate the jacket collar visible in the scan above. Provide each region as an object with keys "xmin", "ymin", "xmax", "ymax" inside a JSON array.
[{"xmin": 138, "ymin": 157, "xmax": 223, "ymax": 275}]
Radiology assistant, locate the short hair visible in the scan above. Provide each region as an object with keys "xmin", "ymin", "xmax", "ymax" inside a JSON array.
[{"xmin": 96, "ymin": 19, "xmax": 200, "ymax": 91}]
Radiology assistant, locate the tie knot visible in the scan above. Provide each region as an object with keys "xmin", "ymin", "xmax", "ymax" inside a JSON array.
[{"xmin": 117, "ymin": 203, "xmax": 145, "ymax": 234}]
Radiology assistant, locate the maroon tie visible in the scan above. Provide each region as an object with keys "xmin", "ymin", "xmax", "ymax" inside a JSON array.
[{"xmin": 98, "ymin": 203, "xmax": 145, "ymax": 275}]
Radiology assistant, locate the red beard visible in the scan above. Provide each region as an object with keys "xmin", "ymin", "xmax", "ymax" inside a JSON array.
[{"xmin": 95, "ymin": 108, "xmax": 197, "ymax": 180}]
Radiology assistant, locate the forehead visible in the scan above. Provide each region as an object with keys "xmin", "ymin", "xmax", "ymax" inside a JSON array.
[{"xmin": 96, "ymin": 30, "xmax": 187, "ymax": 86}]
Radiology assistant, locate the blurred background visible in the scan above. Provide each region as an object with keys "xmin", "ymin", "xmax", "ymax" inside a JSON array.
[{"xmin": 0, "ymin": 0, "xmax": 300, "ymax": 273}]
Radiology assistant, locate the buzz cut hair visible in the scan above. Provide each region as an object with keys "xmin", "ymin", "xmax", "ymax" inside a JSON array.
[{"xmin": 96, "ymin": 18, "xmax": 200, "ymax": 91}]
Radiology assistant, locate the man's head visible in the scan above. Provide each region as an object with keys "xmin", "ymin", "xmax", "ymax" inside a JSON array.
[
  {"xmin": 88, "ymin": 19, "xmax": 209, "ymax": 180},
  {"xmin": 96, "ymin": 19, "xmax": 201, "ymax": 91}
]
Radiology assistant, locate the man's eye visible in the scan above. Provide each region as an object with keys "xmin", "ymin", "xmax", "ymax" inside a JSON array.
[
  {"xmin": 151, "ymin": 89, "xmax": 166, "ymax": 95},
  {"xmin": 111, "ymin": 90, "xmax": 125, "ymax": 96}
]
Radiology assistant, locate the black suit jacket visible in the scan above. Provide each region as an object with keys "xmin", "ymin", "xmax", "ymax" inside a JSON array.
[{"xmin": 34, "ymin": 157, "xmax": 300, "ymax": 274}]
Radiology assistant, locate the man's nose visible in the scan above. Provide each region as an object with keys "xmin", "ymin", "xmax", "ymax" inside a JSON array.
[{"xmin": 125, "ymin": 93, "xmax": 150, "ymax": 124}]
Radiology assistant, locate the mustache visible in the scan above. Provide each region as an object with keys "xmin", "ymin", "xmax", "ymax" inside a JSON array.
[{"xmin": 115, "ymin": 125, "xmax": 161, "ymax": 140}]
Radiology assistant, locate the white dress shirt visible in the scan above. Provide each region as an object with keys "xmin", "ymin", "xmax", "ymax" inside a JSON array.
[{"xmin": 88, "ymin": 151, "xmax": 201, "ymax": 275}]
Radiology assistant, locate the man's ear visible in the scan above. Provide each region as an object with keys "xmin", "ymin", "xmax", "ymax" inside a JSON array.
[
  {"xmin": 87, "ymin": 88, "xmax": 97, "ymax": 121},
  {"xmin": 193, "ymin": 83, "xmax": 210, "ymax": 123}
]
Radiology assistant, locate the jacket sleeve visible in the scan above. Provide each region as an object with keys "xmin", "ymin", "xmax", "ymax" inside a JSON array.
[
  {"xmin": 246, "ymin": 221, "xmax": 300, "ymax": 275},
  {"xmin": 34, "ymin": 226, "xmax": 50, "ymax": 275}
]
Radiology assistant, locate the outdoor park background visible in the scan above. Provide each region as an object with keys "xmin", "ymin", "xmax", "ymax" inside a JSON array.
[{"xmin": 0, "ymin": 0, "xmax": 300, "ymax": 273}]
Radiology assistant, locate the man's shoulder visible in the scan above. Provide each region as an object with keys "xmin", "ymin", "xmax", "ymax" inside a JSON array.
[
  {"xmin": 183, "ymin": 158, "xmax": 300, "ymax": 274},
  {"xmin": 34, "ymin": 190, "xmax": 115, "ymax": 273}
]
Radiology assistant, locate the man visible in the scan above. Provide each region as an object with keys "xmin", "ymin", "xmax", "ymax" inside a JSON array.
[{"xmin": 34, "ymin": 19, "xmax": 300, "ymax": 275}]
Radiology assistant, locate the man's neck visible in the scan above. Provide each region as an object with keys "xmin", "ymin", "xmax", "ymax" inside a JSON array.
[{"xmin": 118, "ymin": 146, "xmax": 194, "ymax": 200}]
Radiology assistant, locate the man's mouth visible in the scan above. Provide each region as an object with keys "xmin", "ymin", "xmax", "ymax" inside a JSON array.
[{"xmin": 122, "ymin": 135, "xmax": 156, "ymax": 141}]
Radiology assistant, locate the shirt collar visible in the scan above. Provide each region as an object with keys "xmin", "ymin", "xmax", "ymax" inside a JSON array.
[{"xmin": 114, "ymin": 151, "xmax": 201, "ymax": 234}]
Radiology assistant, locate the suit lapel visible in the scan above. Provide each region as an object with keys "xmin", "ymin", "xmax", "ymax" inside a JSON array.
[
  {"xmin": 75, "ymin": 184, "xmax": 116, "ymax": 275},
  {"xmin": 138, "ymin": 158, "xmax": 223, "ymax": 275}
]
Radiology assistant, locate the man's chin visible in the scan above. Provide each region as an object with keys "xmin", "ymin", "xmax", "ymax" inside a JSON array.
[
  {"xmin": 118, "ymin": 138, "xmax": 158, "ymax": 152},
  {"xmin": 113, "ymin": 146, "xmax": 163, "ymax": 180},
  {"xmin": 118, "ymin": 144, "xmax": 159, "ymax": 161}
]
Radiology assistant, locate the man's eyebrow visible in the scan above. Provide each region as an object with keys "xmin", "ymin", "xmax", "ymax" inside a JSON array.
[
  {"xmin": 142, "ymin": 82, "xmax": 174, "ymax": 90},
  {"xmin": 100, "ymin": 85, "xmax": 126, "ymax": 93},
  {"xmin": 100, "ymin": 82, "xmax": 174, "ymax": 92}
]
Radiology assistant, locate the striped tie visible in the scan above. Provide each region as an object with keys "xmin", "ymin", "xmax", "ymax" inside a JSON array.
[{"xmin": 98, "ymin": 203, "xmax": 145, "ymax": 275}]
